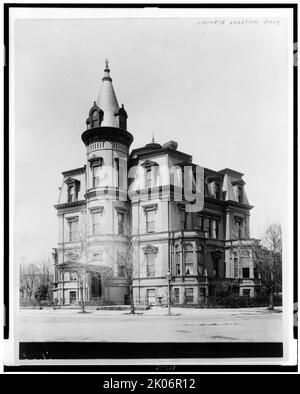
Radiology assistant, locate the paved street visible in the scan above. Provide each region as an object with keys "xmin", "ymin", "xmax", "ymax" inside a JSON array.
[{"xmin": 18, "ymin": 307, "xmax": 282, "ymax": 342}]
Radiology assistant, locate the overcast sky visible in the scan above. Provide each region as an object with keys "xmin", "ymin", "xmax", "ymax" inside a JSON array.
[{"xmin": 12, "ymin": 13, "xmax": 291, "ymax": 263}]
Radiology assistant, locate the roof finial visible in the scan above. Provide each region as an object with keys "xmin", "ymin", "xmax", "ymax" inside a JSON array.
[
  {"xmin": 152, "ymin": 131, "xmax": 155, "ymax": 143},
  {"xmin": 105, "ymin": 58, "xmax": 109, "ymax": 70}
]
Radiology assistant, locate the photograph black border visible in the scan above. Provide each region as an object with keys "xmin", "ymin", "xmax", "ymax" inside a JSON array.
[{"xmin": 3, "ymin": 2, "xmax": 298, "ymax": 373}]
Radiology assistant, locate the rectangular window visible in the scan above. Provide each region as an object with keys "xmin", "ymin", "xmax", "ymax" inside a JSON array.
[
  {"xmin": 117, "ymin": 265, "xmax": 125, "ymax": 278},
  {"xmin": 115, "ymin": 158, "xmax": 119, "ymax": 188},
  {"xmin": 146, "ymin": 169, "xmax": 152, "ymax": 188},
  {"xmin": 117, "ymin": 253, "xmax": 125, "ymax": 278},
  {"xmin": 211, "ymin": 219, "xmax": 218, "ymax": 239},
  {"xmin": 236, "ymin": 219, "xmax": 243, "ymax": 239},
  {"xmin": 180, "ymin": 210, "xmax": 186, "ymax": 230},
  {"xmin": 185, "ymin": 288, "xmax": 194, "ymax": 304},
  {"xmin": 197, "ymin": 215, "xmax": 203, "ymax": 231},
  {"xmin": 68, "ymin": 185, "xmax": 75, "ymax": 202},
  {"xmin": 175, "ymin": 253, "xmax": 181, "ymax": 275},
  {"xmin": 92, "ymin": 164, "xmax": 101, "ymax": 188},
  {"xmin": 174, "ymin": 288, "xmax": 180, "ymax": 304},
  {"xmin": 185, "ymin": 251, "xmax": 194, "ymax": 275},
  {"xmin": 242, "ymin": 267, "xmax": 250, "ymax": 278},
  {"xmin": 234, "ymin": 257, "xmax": 239, "ymax": 278},
  {"xmin": 118, "ymin": 212, "xmax": 125, "ymax": 234},
  {"xmin": 69, "ymin": 220, "xmax": 78, "ymax": 242},
  {"xmin": 92, "ymin": 211, "xmax": 101, "ymax": 235},
  {"xmin": 146, "ymin": 253, "xmax": 155, "ymax": 277},
  {"xmin": 146, "ymin": 210, "xmax": 155, "ymax": 233}
]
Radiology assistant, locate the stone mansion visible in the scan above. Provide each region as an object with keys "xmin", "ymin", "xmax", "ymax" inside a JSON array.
[{"xmin": 52, "ymin": 62, "xmax": 260, "ymax": 306}]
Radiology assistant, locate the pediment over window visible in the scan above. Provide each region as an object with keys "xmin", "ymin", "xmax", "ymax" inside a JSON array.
[
  {"xmin": 88, "ymin": 156, "xmax": 103, "ymax": 167},
  {"xmin": 142, "ymin": 244, "xmax": 159, "ymax": 255},
  {"xmin": 64, "ymin": 177, "xmax": 80, "ymax": 185},
  {"xmin": 141, "ymin": 160, "xmax": 159, "ymax": 169},
  {"xmin": 231, "ymin": 179, "xmax": 246, "ymax": 186},
  {"xmin": 115, "ymin": 206, "xmax": 128, "ymax": 214},
  {"xmin": 142, "ymin": 203, "xmax": 158, "ymax": 213}
]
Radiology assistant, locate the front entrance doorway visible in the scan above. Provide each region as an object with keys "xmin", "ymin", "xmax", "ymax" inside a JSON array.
[{"xmin": 69, "ymin": 291, "xmax": 77, "ymax": 304}]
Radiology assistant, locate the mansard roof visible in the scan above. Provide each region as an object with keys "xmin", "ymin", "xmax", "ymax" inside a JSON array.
[{"xmin": 130, "ymin": 142, "xmax": 192, "ymax": 161}]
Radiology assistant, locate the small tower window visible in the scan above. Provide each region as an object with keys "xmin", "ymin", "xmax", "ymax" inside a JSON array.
[
  {"xmin": 118, "ymin": 104, "xmax": 128, "ymax": 130},
  {"xmin": 115, "ymin": 158, "xmax": 120, "ymax": 188},
  {"xmin": 91, "ymin": 159, "xmax": 103, "ymax": 188}
]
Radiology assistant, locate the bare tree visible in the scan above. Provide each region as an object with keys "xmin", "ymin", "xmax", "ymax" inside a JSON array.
[
  {"xmin": 251, "ymin": 224, "xmax": 282, "ymax": 310},
  {"xmin": 20, "ymin": 263, "xmax": 39, "ymax": 300},
  {"xmin": 20, "ymin": 257, "xmax": 54, "ymax": 305}
]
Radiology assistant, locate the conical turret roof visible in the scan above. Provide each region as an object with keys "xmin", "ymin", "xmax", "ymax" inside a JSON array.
[{"xmin": 96, "ymin": 59, "xmax": 120, "ymax": 128}]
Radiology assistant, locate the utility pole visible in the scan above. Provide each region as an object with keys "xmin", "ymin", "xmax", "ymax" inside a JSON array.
[{"xmin": 166, "ymin": 271, "xmax": 171, "ymax": 315}]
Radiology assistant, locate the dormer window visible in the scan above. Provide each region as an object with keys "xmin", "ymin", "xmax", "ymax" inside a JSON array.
[
  {"xmin": 207, "ymin": 177, "xmax": 222, "ymax": 199},
  {"xmin": 232, "ymin": 180, "xmax": 245, "ymax": 203},
  {"xmin": 86, "ymin": 102, "xmax": 104, "ymax": 129},
  {"xmin": 65, "ymin": 178, "xmax": 80, "ymax": 203},
  {"xmin": 146, "ymin": 169, "xmax": 152, "ymax": 188},
  {"xmin": 214, "ymin": 182, "xmax": 221, "ymax": 199},
  {"xmin": 142, "ymin": 160, "xmax": 159, "ymax": 189},
  {"xmin": 237, "ymin": 186, "xmax": 243, "ymax": 203},
  {"xmin": 68, "ymin": 185, "xmax": 75, "ymax": 202},
  {"xmin": 118, "ymin": 104, "xmax": 128, "ymax": 130}
]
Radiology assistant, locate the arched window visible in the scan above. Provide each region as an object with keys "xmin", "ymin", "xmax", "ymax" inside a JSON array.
[
  {"xmin": 184, "ymin": 244, "xmax": 194, "ymax": 275},
  {"xmin": 91, "ymin": 110, "xmax": 99, "ymax": 128}
]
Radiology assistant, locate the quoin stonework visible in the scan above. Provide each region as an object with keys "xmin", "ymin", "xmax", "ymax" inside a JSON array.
[{"xmin": 52, "ymin": 61, "xmax": 261, "ymax": 307}]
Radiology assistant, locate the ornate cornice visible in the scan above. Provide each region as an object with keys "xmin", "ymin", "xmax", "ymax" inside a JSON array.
[
  {"xmin": 81, "ymin": 126, "xmax": 133, "ymax": 148},
  {"xmin": 54, "ymin": 200, "xmax": 86, "ymax": 210}
]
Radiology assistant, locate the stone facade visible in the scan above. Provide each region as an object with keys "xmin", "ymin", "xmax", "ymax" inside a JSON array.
[{"xmin": 53, "ymin": 63, "xmax": 260, "ymax": 306}]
